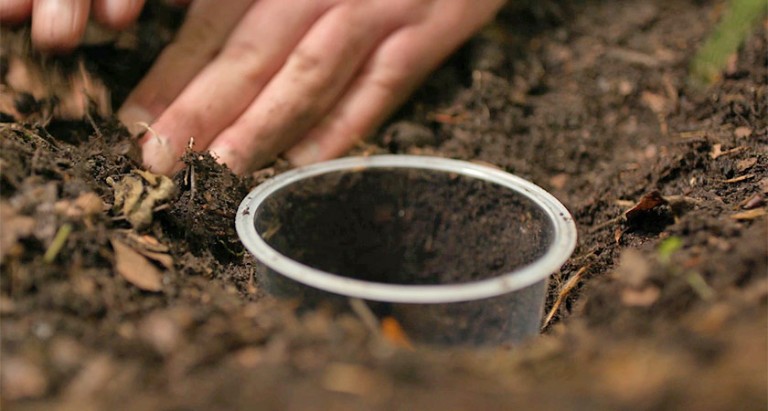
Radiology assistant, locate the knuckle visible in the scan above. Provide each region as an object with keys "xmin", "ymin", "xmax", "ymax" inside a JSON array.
[{"xmin": 219, "ymin": 40, "xmax": 267, "ymax": 83}]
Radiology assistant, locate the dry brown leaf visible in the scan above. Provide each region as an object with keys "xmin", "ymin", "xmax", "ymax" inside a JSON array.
[
  {"xmin": 111, "ymin": 238, "xmax": 163, "ymax": 292},
  {"xmin": 138, "ymin": 250, "xmax": 174, "ymax": 270},
  {"xmin": 624, "ymin": 191, "xmax": 668, "ymax": 223},
  {"xmin": 115, "ymin": 231, "xmax": 173, "ymax": 267},
  {"xmin": 120, "ymin": 231, "xmax": 170, "ymax": 253},
  {"xmin": 730, "ymin": 208, "xmax": 766, "ymax": 221}
]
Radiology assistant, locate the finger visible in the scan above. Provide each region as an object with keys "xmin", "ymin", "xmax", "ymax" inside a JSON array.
[
  {"xmin": 117, "ymin": 0, "xmax": 256, "ymax": 130},
  {"xmin": 31, "ymin": 0, "xmax": 90, "ymax": 51},
  {"xmin": 137, "ymin": 0, "xmax": 335, "ymax": 174},
  {"xmin": 286, "ymin": 0, "xmax": 506, "ymax": 165},
  {"xmin": 92, "ymin": 0, "xmax": 146, "ymax": 30},
  {"xmin": 207, "ymin": 3, "xmax": 398, "ymax": 174},
  {"xmin": 0, "ymin": 0, "xmax": 32, "ymax": 23}
]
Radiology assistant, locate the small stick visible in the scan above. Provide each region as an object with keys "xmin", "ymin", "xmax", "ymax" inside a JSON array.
[
  {"xmin": 43, "ymin": 223, "xmax": 73, "ymax": 263},
  {"xmin": 349, "ymin": 298, "xmax": 380, "ymax": 337},
  {"xmin": 542, "ymin": 264, "xmax": 591, "ymax": 330}
]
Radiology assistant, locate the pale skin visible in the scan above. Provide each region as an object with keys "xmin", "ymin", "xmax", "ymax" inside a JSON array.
[{"xmin": 1, "ymin": 0, "xmax": 506, "ymax": 175}]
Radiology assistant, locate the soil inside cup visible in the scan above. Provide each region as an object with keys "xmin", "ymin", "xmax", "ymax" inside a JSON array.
[{"xmin": 254, "ymin": 167, "xmax": 553, "ymax": 285}]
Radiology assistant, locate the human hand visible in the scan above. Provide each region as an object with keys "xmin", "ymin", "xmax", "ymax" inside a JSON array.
[
  {"xmin": 118, "ymin": 0, "xmax": 506, "ymax": 175},
  {"xmin": 0, "ymin": 0, "xmax": 147, "ymax": 51}
]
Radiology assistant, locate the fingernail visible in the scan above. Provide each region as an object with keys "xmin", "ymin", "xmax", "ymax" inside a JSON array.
[
  {"xmin": 118, "ymin": 105, "xmax": 154, "ymax": 135},
  {"xmin": 285, "ymin": 141, "xmax": 321, "ymax": 166},
  {"xmin": 141, "ymin": 133, "xmax": 178, "ymax": 175},
  {"xmin": 34, "ymin": 0, "xmax": 75, "ymax": 48},
  {"xmin": 102, "ymin": 0, "xmax": 138, "ymax": 25}
]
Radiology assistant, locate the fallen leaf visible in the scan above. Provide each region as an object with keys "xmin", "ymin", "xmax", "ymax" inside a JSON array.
[
  {"xmin": 115, "ymin": 231, "xmax": 174, "ymax": 268},
  {"xmin": 111, "ymin": 238, "xmax": 163, "ymax": 292},
  {"xmin": 736, "ymin": 157, "xmax": 758, "ymax": 172},
  {"xmin": 730, "ymin": 208, "xmax": 766, "ymax": 220},
  {"xmin": 624, "ymin": 191, "xmax": 668, "ymax": 222},
  {"xmin": 122, "ymin": 231, "xmax": 170, "ymax": 253},
  {"xmin": 138, "ymin": 250, "xmax": 174, "ymax": 270}
]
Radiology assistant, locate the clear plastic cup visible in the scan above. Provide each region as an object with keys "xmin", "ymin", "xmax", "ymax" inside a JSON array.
[{"xmin": 236, "ymin": 155, "xmax": 577, "ymax": 345}]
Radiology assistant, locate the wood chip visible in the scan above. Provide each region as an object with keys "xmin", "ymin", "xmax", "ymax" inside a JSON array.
[
  {"xmin": 111, "ymin": 238, "xmax": 163, "ymax": 292},
  {"xmin": 730, "ymin": 208, "xmax": 767, "ymax": 220}
]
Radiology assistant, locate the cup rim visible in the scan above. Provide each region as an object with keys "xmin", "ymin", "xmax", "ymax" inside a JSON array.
[{"xmin": 236, "ymin": 155, "xmax": 577, "ymax": 304}]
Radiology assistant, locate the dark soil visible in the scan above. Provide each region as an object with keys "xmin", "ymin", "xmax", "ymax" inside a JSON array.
[
  {"xmin": 2, "ymin": 1, "xmax": 767, "ymax": 410},
  {"xmin": 258, "ymin": 168, "xmax": 551, "ymax": 285}
]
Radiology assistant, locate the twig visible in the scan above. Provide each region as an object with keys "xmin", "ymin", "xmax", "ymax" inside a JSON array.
[
  {"xmin": 589, "ymin": 216, "xmax": 623, "ymax": 233},
  {"xmin": 542, "ymin": 264, "xmax": 592, "ymax": 329},
  {"xmin": 43, "ymin": 223, "xmax": 73, "ymax": 263},
  {"xmin": 349, "ymin": 298, "xmax": 380, "ymax": 337}
]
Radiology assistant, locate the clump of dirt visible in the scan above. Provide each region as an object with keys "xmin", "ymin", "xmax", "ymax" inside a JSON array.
[{"xmin": 1, "ymin": 1, "xmax": 766, "ymax": 410}]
